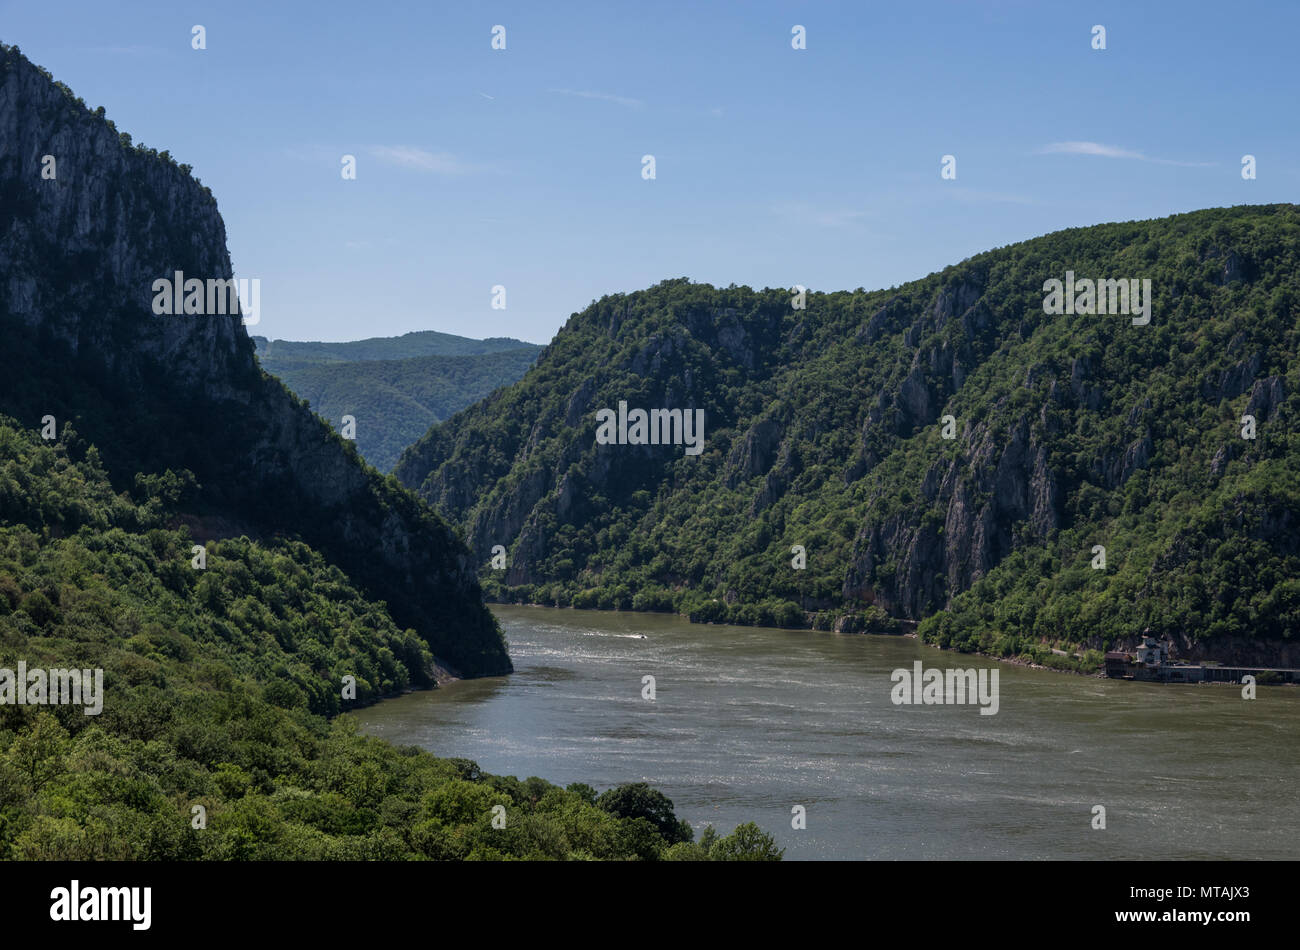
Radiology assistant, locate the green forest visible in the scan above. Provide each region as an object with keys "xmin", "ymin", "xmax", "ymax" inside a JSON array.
[
  {"xmin": 0, "ymin": 41, "xmax": 1293, "ymax": 867},
  {"xmin": 0, "ymin": 417, "xmax": 779, "ymax": 860},
  {"xmin": 0, "ymin": 46, "xmax": 780, "ymax": 860},
  {"xmin": 398, "ymin": 204, "xmax": 1300, "ymax": 667},
  {"xmin": 254, "ymin": 335, "xmax": 541, "ymax": 472}
]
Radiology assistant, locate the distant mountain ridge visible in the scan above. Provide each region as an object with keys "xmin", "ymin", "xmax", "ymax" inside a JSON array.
[
  {"xmin": 252, "ymin": 330, "xmax": 540, "ymax": 367},
  {"xmin": 254, "ymin": 334, "xmax": 542, "ymax": 472}
]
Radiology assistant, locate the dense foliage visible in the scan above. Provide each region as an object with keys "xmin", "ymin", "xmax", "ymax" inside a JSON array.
[
  {"xmin": 254, "ymin": 335, "xmax": 541, "ymax": 472},
  {"xmin": 398, "ymin": 205, "xmax": 1300, "ymax": 663},
  {"xmin": 0, "ymin": 42, "xmax": 511, "ymax": 677},
  {"xmin": 0, "ymin": 49, "xmax": 784, "ymax": 862},
  {"xmin": 0, "ymin": 316, "xmax": 511, "ymax": 675},
  {"xmin": 0, "ymin": 418, "xmax": 779, "ymax": 860}
]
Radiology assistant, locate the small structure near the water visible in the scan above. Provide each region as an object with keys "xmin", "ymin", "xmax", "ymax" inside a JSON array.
[
  {"xmin": 1104, "ymin": 650, "xmax": 1134, "ymax": 678},
  {"xmin": 1105, "ymin": 632, "xmax": 1300, "ymax": 684},
  {"xmin": 1135, "ymin": 635, "xmax": 1167, "ymax": 667}
]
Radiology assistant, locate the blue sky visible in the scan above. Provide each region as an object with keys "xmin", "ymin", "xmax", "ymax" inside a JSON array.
[{"xmin": 3, "ymin": 0, "xmax": 1296, "ymax": 344}]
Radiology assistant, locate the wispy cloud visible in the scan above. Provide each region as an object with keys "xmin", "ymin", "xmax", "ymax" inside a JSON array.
[
  {"xmin": 773, "ymin": 201, "xmax": 874, "ymax": 229},
  {"xmin": 549, "ymin": 88, "xmax": 643, "ymax": 109},
  {"xmin": 1038, "ymin": 141, "xmax": 1215, "ymax": 168},
  {"xmin": 368, "ymin": 146, "xmax": 477, "ymax": 174},
  {"xmin": 1040, "ymin": 141, "xmax": 1145, "ymax": 160}
]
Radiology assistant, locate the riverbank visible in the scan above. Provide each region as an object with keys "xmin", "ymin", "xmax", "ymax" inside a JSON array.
[
  {"xmin": 483, "ymin": 597, "xmax": 1107, "ymax": 675},
  {"xmin": 483, "ymin": 596, "xmax": 1300, "ymax": 680}
]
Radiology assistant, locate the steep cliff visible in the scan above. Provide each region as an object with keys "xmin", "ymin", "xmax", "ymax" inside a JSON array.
[
  {"xmin": 0, "ymin": 45, "xmax": 510, "ymax": 676},
  {"xmin": 397, "ymin": 204, "xmax": 1300, "ymax": 658}
]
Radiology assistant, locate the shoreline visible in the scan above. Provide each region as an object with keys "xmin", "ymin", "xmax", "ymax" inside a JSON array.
[
  {"xmin": 487, "ymin": 600, "xmax": 1099, "ymax": 674},
  {"xmin": 486, "ymin": 600, "xmax": 1297, "ymax": 684}
]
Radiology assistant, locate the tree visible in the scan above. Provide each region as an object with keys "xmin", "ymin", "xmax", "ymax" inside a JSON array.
[
  {"xmin": 596, "ymin": 782, "xmax": 692, "ymax": 844},
  {"xmin": 7, "ymin": 711, "xmax": 69, "ymax": 793},
  {"xmin": 565, "ymin": 782, "xmax": 598, "ymax": 805},
  {"xmin": 711, "ymin": 822, "xmax": 784, "ymax": 861}
]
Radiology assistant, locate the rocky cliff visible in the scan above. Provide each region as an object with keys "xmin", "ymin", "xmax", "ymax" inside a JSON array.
[
  {"xmin": 397, "ymin": 204, "xmax": 1300, "ymax": 658},
  {"xmin": 0, "ymin": 45, "xmax": 510, "ymax": 676}
]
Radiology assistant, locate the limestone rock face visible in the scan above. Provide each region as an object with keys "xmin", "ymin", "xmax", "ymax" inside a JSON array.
[
  {"xmin": 726, "ymin": 417, "xmax": 783, "ymax": 487},
  {"xmin": 0, "ymin": 46, "xmax": 510, "ymax": 676},
  {"xmin": 841, "ymin": 402, "xmax": 1062, "ymax": 618},
  {"xmin": 1246, "ymin": 376, "xmax": 1285, "ymax": 422},
  {"xmin": 0, "ymin": 54, "xmax": 245, "ymax": 395}
]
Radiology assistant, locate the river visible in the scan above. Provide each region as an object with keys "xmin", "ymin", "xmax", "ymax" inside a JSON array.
[{"xmin": 350, "ymin": 605, "xmax": 1300, "ymax": 860}]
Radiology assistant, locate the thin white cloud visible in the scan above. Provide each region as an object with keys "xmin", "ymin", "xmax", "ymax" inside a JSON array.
[
  {"xmin": 549, "ymin": 88, "xmax": 643, "ymax": 109},
  {"xmin": 1040, "ymin": 141, "xmax": 1145, "ymax": 160},
  {"xmin": 773, "ymin": 201, "xmax": 874, "ymax": 228},
  {"xmin": 368, "ymin": 146, "xmax": 477, "ymax": 174},
  {"xmin": 1038, "ymin": 141, "xmax": 1215, "ymax": 168}
]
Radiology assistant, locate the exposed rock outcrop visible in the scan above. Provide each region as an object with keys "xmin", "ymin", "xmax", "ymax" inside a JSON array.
[{"xmin": 0, "ymin": 45, "xmax": 510, "ymax": 675}]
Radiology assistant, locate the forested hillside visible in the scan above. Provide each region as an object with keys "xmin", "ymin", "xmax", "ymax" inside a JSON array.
[
  {"xmin": 398, "ymin": 204, "xmax": 1300, "ymax": 665},
  {"xmin": 0, "ymin": 418, "xmax": 777, "ymax": 860},
  {"xmin": 253, "ymin": 336, "xmax": 541, "ymax": 472},
  {"xmin": 0, "ymin": 43, "xmax": 508, "ymax": 677},
  {"xmin": 0, "ymin": 46, "xmax": 780, "ymax": 861}
]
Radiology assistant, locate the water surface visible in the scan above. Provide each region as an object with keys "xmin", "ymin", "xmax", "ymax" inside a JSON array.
[{"xmin": 351, "ymin": 606, "xmax": 1300, "ymax": 859}]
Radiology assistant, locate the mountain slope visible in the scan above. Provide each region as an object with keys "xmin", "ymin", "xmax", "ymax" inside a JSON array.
[
  {"xmin": 397, "ymin": 204, "xmax": 1300, "ymax": 663},
  {"xmin": 0, "ymin": 44, "xmax": 509, "ymax": 676},
  {"xmin": 253, "ymin": 339, "xmax": 541, "ymax": 472},
  {"xmin": 0, "ymin": 415, "xmax": 778, "ymax": 861}
]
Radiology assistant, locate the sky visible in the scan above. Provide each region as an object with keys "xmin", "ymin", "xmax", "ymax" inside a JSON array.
[{"xmin": 2, "ymin": 0, "xmax": 1297, "ymax": 345}]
